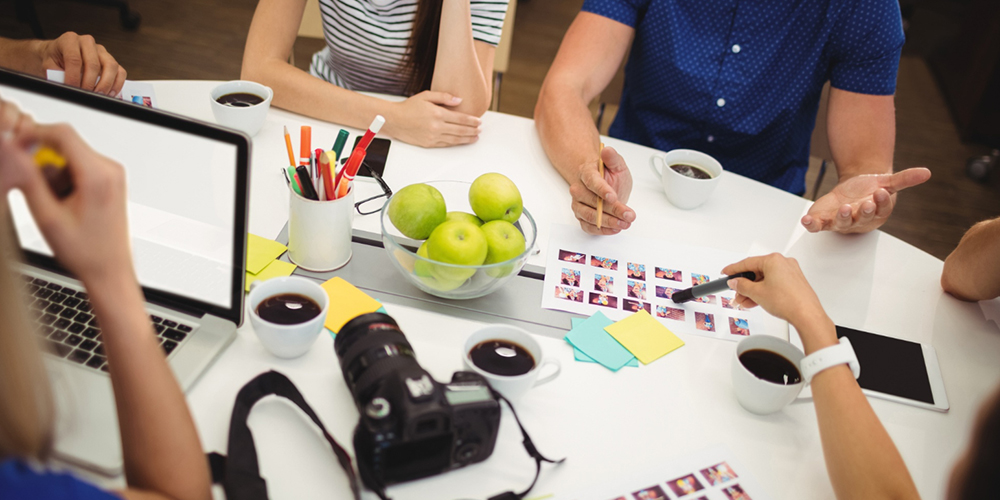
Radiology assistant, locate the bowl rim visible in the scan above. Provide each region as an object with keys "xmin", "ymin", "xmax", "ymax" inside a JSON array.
[{"xmin": 379, "ymin": 180, "xmax": 538, "ymax": 270}]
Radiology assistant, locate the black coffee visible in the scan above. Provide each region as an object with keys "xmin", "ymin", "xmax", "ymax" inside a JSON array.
[
  {"xmin": 739, "ymin": 349, "xmax": 802, "ymax": 385},
  {"xmin": 256, "ymin": 293, "xmax": 322, "ymax": 325},
  {"xmin": 216, "ymin": 92, "xmax": 264, "ymax": 108},
  {"xmin": 670, "ymin": 163, "xmax": 713, "ymax": 180},
  {"xmin": 469, "ymin": 340, "xmax": 535, "ymax": 376}
]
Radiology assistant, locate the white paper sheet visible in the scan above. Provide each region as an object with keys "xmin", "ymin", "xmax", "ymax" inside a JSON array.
[
  {"xmin": 542, "ymin": 225, "xmax": 763, "ymax": 341},
  {"xmin": 551, "ymin": 444, "xmax": 772, "ymax": 500}
]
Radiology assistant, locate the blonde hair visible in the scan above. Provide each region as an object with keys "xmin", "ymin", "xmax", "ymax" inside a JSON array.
[{"xmin": 0, "ymin": 201, "xmax": 54, "ymax": 460}]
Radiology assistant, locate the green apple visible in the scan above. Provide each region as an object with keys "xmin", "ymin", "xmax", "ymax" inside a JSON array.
[
  {"xmin": 481, "ymin": 220, "xmax": 526, "ymax": 278},
  {"xmin": 446, "ymin": 211, "xmax": 483, "ymax": 226},
  {"xmin": 424, "ymin": 220, "xmax": 488, "ymax": 283},
  {"xmin": 387, "ymin": 183, "xmax": 447, "ymax": 239},
  {"xmin": 414, "ymin": 242, "xmax": 465, "ymax": 291},
  {"xmin": 469, "ymin": 173, "xmax": 523, "ymax": 223}
]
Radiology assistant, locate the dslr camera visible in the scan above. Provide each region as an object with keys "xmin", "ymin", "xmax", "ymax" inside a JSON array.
[{"xmin": 335, "ymin": 313, "xmax": 501, "ymax": 491}]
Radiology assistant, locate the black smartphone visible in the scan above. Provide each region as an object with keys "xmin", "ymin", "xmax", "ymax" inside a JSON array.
[{"xmin": 347, "ymin": 136, "xmax": 390, "ymax": 178}]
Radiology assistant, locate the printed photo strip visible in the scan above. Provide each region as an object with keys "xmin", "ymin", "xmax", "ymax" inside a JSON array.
[
  {"xmin": 627, "ymin": 262, "xmax": 646, "ymax": 280},
  {"xmin": 655, "ymin": 267, "xmax": 682, "ymax": 282},
  {"xmin": 696, "ymin": 312, "xmax": 716, "ymax": 332},
  {"xmin": 700, "ymin": 462, "xmax": 738, "ymax": 486},
  {"xmin": 589, "ymin": 292, "xmax": 618, "ymax": 309},
  {"xmin": 656, "ymin": 305, "xmax": 685, "ymax": 321},
  {"xmin": 666, "ymin": 474, "xmax": 705, "ymax": 497},
  {"xmin": 655, "ymin": 286, "xmax": 677, "ymax": 300},
  {"xmin": 631, "ymin": 485, "xmax": 668, "ymax": 500},
  {"xmin": 627, "ymin": 280, "xmax": 647, "ymax": 300},
  {"xmin": 623, "ymin": 299, "xmax": 651, "ymax": 314},
  {"xmin": 591, "ymin": 255, "xmax": 618, "ymax": 271},
  {"xmin": 561, "ymin": 268, "xmax": 581, "ymax": 287},
  {"xmin": 729, "ymin": 317, "xmax": 750, "ymax": 336},
  {"xmin": 722, "ymin": 484, "xmax": 751, "ymax": 500},
  {"xmin": 558, "ymin": 249, "xmax": 585, "ymax": 263},
  {"xmin": 595, "ymin": 274, "xmax": 614, "ymax": 294},
  {"xmin": 555, "ymin": 286, "xmax": 583, "ymax": 303}
]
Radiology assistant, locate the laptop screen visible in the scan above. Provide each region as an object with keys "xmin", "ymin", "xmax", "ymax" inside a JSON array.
[{"xmin": 1, "ymin": 72, "xmax": 248, "ymax": 321}]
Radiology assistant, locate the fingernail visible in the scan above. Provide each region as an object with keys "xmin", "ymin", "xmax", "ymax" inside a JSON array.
[
  {"xmin": 802, "ymin": 218, "xmax": 812, "ymax": 226},
  {"xmin": 727, "ymin": 279, "xmax": 737, "ymax": 290},
  {"xmin": 864, "ymin": 206, "xmax": 874, "ymax": 214},
  {"xmin": 618, "ymin": 219, "xmax": 629, "ymax": 229},
  {"xmin": 451, "ymin": 96, "xmax": 462, "ymax": 104},
  {"xmin": 623, "ymin": 211, "xmax": 635, "ymax": 222}
]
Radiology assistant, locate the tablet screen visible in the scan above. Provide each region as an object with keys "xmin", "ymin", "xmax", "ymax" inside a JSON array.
[{"xmin": 836, "ymin": 326, "xmax": 934, "ymax": 404}]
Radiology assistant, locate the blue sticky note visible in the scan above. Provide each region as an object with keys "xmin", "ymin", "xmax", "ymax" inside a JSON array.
[
  {"xmin": 564, "ymin": 311, "xmax": 636, "ymax": 371},
  {"xmin": 570, "ymin": 318, "xmax": 637, "ymax": 366}
]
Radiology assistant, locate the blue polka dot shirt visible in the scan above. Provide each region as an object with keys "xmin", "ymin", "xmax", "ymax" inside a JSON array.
[{"xmin": 582, "ymin": 0, "xmax": 905, "ymax": 194}]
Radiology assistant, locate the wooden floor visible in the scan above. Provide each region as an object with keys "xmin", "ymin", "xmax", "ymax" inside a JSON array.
[{"xmin": 2, "ymin": 0, "xmax": 997, "ymax": 260}]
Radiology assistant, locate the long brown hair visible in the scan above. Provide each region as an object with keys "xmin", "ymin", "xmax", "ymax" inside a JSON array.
[
  {"xmin": 0, "ymin": 203, "xmax": 54, "ymax": 460},
  {"xmin": 403, "ymin": 0, "xmax": 443, "ymax": 96}
]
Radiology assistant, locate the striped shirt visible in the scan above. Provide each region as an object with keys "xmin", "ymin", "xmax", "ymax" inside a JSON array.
[{"xmin": 310, "ymin": 0, "xmax": 509, "ymax": 96}]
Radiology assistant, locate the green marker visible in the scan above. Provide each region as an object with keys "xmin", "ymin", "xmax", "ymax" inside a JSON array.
[
  {"xmin": 286, "ymin": 166, "xmax": 303, "ymax": 196},
  {"xmin": 331, "ymin": 129, "xmax": 350, "ymax": 162}
]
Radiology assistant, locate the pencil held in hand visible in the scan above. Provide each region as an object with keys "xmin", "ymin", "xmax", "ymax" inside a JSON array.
[{"xmin": 596, "ymin": 143, "xmax": 605, "ymax": 229}]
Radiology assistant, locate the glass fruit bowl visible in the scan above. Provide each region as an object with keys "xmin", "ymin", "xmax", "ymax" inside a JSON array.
[{"xmin": 380, "ymin": 180, "xmax": 538, "ymax": 300}]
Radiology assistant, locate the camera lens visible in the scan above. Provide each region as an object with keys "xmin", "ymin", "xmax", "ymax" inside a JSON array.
[{"xmin": 336, "ymin": 313, "xmax": 422, "ymax": 406}]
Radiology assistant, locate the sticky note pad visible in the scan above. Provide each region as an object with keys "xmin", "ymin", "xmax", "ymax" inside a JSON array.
[
  {"xmin": 604, "ymin": 310, "xmax": 684, "ymax": 365},
  {"xmin": 247, "ymin": 234, "xmax": 288, "ymax": 275},
  {"xmin": 567, "ymin": 320, "xmax": 638, "ymax": 367},
  {"xmin": 245, "ymin": 259, "xmax": 297, "ymax": 292},
  {"xmin": 321, "ymin": 277, "xmax": 382, "ymax": 333},
  {"xmin": 564, "ymin": 311, "xmax": 636, "ymax": 371}
]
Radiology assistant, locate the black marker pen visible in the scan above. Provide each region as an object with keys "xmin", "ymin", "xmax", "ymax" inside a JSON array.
[{"xmin": 671, "ymin": 271, "xmax": 757, "ymax": 304}]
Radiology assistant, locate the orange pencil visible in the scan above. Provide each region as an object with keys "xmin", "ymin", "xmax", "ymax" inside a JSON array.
[
  {"xmin": 283, "ymin": 126, "xmax": 295, "ymax": 167},
  {"xmin": 299, "ymin": 126, "xmax": 311, "ymax": 167},
  {"xmin": 596, "ymin": 142, "xmax": 605, "ymax": 229}
]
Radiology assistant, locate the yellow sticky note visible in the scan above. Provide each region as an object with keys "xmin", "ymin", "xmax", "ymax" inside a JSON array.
[
  {"xmin": 604, "ymin": 310, "xmax": 684, "ymax": 364},
  {"xmin": 247, "ymin": 234, "xmax": 288, "ymax": 275},
  {"xmin": 245, "ymin": 259, "xmax": 297, "ymax": 292},
  {"xmin": 320, "ymin": 277, "xmax": 382, "ymax": 333}
]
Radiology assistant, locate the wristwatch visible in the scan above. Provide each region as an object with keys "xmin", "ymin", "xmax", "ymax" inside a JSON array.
[{"xmin": 800, "ymin": 337, "xmax": 861, "ymax": 384}]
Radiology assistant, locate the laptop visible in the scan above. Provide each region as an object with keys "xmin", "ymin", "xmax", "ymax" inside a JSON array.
[{"xmin": 0, "ymin": 69, "xmax": 250, "ymax": 475}]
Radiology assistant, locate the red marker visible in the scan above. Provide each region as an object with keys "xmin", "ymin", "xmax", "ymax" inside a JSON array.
[
  {"xmin": 335, "ymin": 146, "xmax": 367, "ymax": 199},
  {"xmin": 356, "ymin": 115, "xmax": 385, "ymax": 152},
  {"xmin": 299, "ymin": 126, "xmax": 311, "ymax": 167},
  {"xmin": 334, "ymin": 115, "xmax": 384, "ymax": 194}
]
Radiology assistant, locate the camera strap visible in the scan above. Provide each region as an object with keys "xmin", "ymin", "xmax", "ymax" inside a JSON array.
[
  {"xmin": 490, "ymin": 391, "xmax": 566, "ymax": 500},
  {"xmin": 206, "ymin": 370, "xmax": 362, "ymax": 500}
]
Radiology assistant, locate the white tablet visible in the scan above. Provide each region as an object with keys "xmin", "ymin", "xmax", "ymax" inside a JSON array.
[{"xmin": 789, "ymin": 325, "xmax": 949, "ymax": 412}]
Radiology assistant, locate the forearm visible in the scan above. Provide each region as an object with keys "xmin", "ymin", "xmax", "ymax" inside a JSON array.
[
  {"xmin": 828, "ymin": 89, "xmax": 895, "ymax": 180},
  {"xmin": 241, "ymin": 58, "xmax": 398, "ymax": 131},
  {"xmin": 0, "ymin": 37, "xmax": 45, "ymax": 77},
  {"xmin": 942, "ymin": 216, "xmax": 1000, "ymax": 301},
  {"xmin": 430, "ymin": 0, "xmax": 492, "ymax": 116},
  {"xmin": 535, "ymin": 79, "xmax": 601, "ymax": 185},
  {"xmin": 797, "ymin": 315, "xmax": 919, "ymax": 500},
  {"xmin": 87, "ymin": 270, "xmax": 210, "ymax": 500}
]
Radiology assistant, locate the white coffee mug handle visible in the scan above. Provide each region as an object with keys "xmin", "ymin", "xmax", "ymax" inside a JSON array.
[
  {"xmin": 532, "ymin": 357, "xmax": 561, "ymax": 388},
  {"xmin": 649, "ymin": 154, "xmax": 667, "ymax": 180}
]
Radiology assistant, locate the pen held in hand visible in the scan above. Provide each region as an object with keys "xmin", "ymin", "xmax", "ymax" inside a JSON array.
[
  {"xmin": 671, "ymin": 271, "xmax": 757, "ymax": 304},
  {"xmin": 596, "ymin": 143, "xmax": 605, "ymax": 229},
  {"xmin": 35, "ymin": 146, "xmax": 73, "ymax": 199}
]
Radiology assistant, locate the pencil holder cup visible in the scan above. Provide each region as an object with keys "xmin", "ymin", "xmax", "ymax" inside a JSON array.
[{"xmin": 288, "ymin": 187, "xmax": 354, "ymax": 272}]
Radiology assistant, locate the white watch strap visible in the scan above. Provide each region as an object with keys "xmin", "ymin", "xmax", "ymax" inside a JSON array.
[{"xmin": 800, "ymin": 337, "xmax": 861, "ymax": 384}]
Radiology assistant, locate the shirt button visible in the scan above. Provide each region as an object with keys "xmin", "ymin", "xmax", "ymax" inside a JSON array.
[
  {"xmin": 707, "ymin": 135, "xmax": 715, "ymax": 143},
  {"xmin": 717, "ymin": 98, "xmax": 726, "ymax": 107},
  {"xmin": 732, "ymin": 44, "xmax": 741, "ymax": 53}
]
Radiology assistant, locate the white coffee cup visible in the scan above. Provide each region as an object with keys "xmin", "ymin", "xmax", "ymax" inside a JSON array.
[
  {"xmin": 731, "ymin": 335, "xmax": 807, "ymax": 415},
  {"xmin": 463, "ymin": 325, "xmax": 561, "ymax": 402},
  {"xmin": 209, "ymin": 80, "xmax": 273, "ymax": 136},
  {"xmin": 247, "ymin": 276, "xmax": 329, "ymax": 359},
  {"xmin": 649, "ymin": 149, "xmax": 723, "ymax": 209}
]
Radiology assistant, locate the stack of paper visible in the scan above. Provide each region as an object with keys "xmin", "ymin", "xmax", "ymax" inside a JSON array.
[
  {"xmin": 565, "ymin": 310, "xmax": 684, "ymax": 371},
  {"xmin": 246, "ymin": 234, "xmax": 297, "ymax": 291}
]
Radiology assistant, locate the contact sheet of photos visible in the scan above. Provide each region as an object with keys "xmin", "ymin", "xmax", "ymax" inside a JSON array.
[
  {"xmin": 543, "ymin": 225, "xmax": 760, "ymax": 342},
  {"xmin": 552, "ymin": 445, "xmax": 769, "ymax": 500}
]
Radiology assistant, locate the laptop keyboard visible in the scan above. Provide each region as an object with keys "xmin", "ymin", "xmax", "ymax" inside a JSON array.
[{"xmin": 22, "ymin": 275, "xmax": 195, "ymax": 373}]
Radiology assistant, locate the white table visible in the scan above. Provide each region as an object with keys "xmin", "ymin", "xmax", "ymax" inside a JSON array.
[{"xmin": 144, "ymin": 80, "xmax": 1000, "ymax": 499}]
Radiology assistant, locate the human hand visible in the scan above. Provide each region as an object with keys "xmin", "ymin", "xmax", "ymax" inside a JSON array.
[
  {"xmin": 36, "ymin": 32, "xmax": 127, "ymax": 96},
  {"xmin": 722, "ymin": 254, "xmax": 836, "ymax": 350},
  {"xmin": 384, "ymin": 91, "xmax": 481, "ymax": 148},
  {"xmin": 569, "ymin": 146, "xmax": 635, "ymax": 235},
  {"xmin": 801, "ymin": 168, "xmax": 930, "ymax": 234},
  {"xmin": 0, "ymin": 119, "xmax": 133, "ymax": 285}
]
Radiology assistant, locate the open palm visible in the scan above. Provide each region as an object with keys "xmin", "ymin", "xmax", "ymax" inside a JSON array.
[{"xmin": 802, "ymin": 168, "xmax": 931, "ymax": 234}]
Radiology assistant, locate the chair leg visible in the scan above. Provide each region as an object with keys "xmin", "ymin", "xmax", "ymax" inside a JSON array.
[
  {"xmin": 15, "ymin": 0, "xmax": 46, "ymax": 38},
  {"xmin": 492, "ymin": 72, "xmax": 503, "ymax": 112}
]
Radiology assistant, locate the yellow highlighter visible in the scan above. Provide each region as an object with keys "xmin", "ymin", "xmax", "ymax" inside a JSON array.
[{"xmin": 34, "ymin": 146, "xmax": 73, "ymax": 198}]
